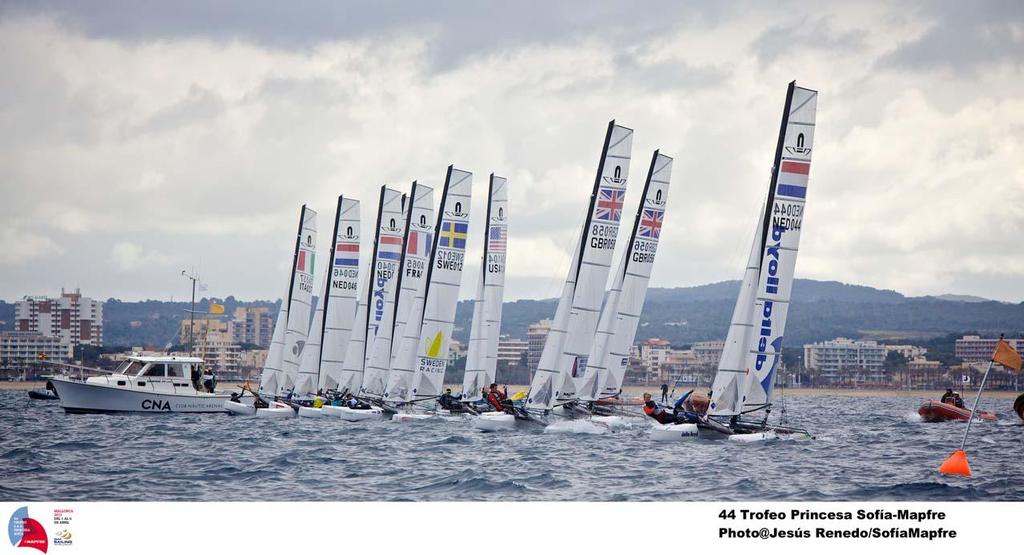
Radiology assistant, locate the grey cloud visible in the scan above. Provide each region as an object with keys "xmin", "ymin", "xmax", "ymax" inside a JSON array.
[
  {"xmin": 130, "ymin": 85, "xmax": 227, "ymax": 136},
  {"xmin": 878, "ymin": 0, "xmax": 1024, "ymax": 72},
  {"xmin": 752, "ymin": 15, "xmax": 867, "ymax": 65}
]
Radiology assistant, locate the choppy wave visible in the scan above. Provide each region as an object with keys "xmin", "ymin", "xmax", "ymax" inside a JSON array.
[{"xmin": 1, "ymin": 391, "xmax": 1022, "ymax": 501}]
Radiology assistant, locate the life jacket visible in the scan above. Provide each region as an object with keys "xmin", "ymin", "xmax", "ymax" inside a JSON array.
[
  {"xmin": 312, "ymin": 397, "xmax": 324, "ymax": 409},
  {"xmin": 644, "ymin": 401, "xmax": 670, "ymax": 423},
  {"xmin": 487, "ymin": 392, "xmax": 504, "ymax": 411}
]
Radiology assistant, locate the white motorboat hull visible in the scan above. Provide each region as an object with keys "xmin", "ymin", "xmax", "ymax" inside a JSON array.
[
  {"xmin": 335, "ymin": 406, "xmax": 384, "ymax": 422},
  {"xmin": 473, "ymin": 412, "xmax": 516, "ymax": 432},
  {"xmin": 649, "ymin": 423, "xmax": 699, "ymax": 441},
  {"xmin": 52, "ymin": 376, "xmax": 230, "ymax": 414},
  {"xmin": 297, "ymin": 406, "xmax": 324, "ymax": 418}
]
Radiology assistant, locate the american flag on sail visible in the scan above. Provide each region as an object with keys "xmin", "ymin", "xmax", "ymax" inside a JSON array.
[
  {"xmin": 334, "ymin": 242, "xmax": 359, "ymax": 266},
  {"xmin": 776, "ymin": 159, "xmax": 811, "ymax": 199},
  {"xmin": 488, "ymin": 225, "xmax": 506, "ymax": 252},
  {"xmin": 595, "ymin": 187, "xmax": 625, "ymax": 222},
  {"xmin": 638, "ymin": 209, "xmax": 663, "ymax": 239},
  {"xmin": 407, "ymin": 230, "xmax": 432, "ymax": 256}
]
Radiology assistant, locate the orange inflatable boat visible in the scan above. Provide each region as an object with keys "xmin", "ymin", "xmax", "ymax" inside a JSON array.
[{"xmin": 918, "ymin": 400, "xmax": 997, "ymax": 422}]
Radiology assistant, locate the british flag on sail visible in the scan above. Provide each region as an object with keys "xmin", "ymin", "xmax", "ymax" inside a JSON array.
[
  {"xmin": 595, "ymin": 187, "xmax": 625, "ymax": 222},
  {"xmin": 488, "ymin": 225, "xmax": 506, "ymax": 252},
  {"xmin": 776, "ymin": 159, "xmax": 811, "ymax": 199},
  {"xmin": 638, "ymin": 209, "xmax": 663, "ymax": 239},
  {"xmin": 407, "ymin": 230, "xmax": 432, "ymax": 256}
]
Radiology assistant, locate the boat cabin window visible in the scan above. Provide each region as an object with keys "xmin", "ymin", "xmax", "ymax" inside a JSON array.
[
  {"xmin": 165, "ymin": 363, "xmax": 185, "ymax": 378},
  {"xmin": 141, "ymin": 364, "xmax": 167, "ymax": 377},
  {"xmin": 120, "ymin": 361, "xmax": 145, "ymax": 376}
]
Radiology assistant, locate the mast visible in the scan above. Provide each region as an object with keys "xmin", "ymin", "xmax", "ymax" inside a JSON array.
[
  {"xmin": 319, "ymin": 197, "xmax": 361, "ymax": 392},
  {"xmin": 316, "ymin": 196, "xmax": 344, "ymax": 385}
]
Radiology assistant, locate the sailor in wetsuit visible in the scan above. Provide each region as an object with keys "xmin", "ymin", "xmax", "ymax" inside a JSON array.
[
  {"xmin": 438, "ymin": 388, "xmax": 462, "ymax": 411},
  {"xmin": 642, "ymin": 391, "xmax": 699, "ymax": 424}
]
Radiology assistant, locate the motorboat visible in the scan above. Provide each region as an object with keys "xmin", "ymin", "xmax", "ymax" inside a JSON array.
[
  {"xmin": 50, "ymin": 355, "xmax": 231, "ymax": 413},
  {"xmin": 918, "ymin": 400, "xmax": 997, "ymax": 422}
]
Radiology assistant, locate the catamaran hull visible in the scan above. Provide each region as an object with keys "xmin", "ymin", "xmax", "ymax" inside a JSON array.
[
  {"xmin": 225, "ymin": 400, "xmax": 256, "ymax": 416},
  {"xmin": 649, "ymin": 423, "xmax": 699, "ymax": 441},
  {"xmin": 392, "ymin": 413, "xmax": 434, "ymax": 423},
  {"xmin": 298, "ymin": 406, "xmax": 325, "ymax": 418},
  {"xmin": 225, "ymin": 399, "xmax": 295, "ymax": 418},
  {"xmin": 52, "ymin": 377, "xmax": 230, "ymax": 414},
  {"xmin": 335, "ymin": 406, "xmax": 384, "ymax": 421},
  {"xmin": 473, "ymin": 412, "xmax": 517, "ymax": 431}
]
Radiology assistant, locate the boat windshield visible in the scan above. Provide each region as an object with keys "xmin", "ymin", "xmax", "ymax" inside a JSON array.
[{"xmin": 117, "ymin": 361, "xmax": 145, "ymax": 376}]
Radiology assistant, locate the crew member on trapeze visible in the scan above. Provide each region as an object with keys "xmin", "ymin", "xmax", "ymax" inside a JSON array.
[{"xmin": 642, "ymin": 390, "xmax": 700, "ymax": 424}]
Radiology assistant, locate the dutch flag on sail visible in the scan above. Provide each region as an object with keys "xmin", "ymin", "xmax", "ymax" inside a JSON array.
[
  {"xmin": 335, "ymin": 242, "xmax": 359, "ymax": 266},
  {"xmin": 776, "ymin": 159, "xmax": 811, "ymax": 199},
  {"xmin": 378, "ymin": 234, "xmax": 403, "ymax": 260}
]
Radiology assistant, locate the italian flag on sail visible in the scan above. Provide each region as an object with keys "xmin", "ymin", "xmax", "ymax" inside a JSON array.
[{"xmin": 297, "ymin": 250, "xmax": 314, "ymax": 274}]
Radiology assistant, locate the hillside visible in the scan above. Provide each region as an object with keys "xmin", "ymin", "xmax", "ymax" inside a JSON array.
[{"xmin": 2, "ymin": 280, "xmax": 1022, "ymax": 349}]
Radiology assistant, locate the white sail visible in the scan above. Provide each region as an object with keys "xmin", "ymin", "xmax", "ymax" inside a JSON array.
[
  {"xmin": 318, "ymin": 196, "xmax": 361, "ymax": 392},
  {"xmin": 462, "ymin": 175, "xmax": 509, "ymax": 402},
  {"xmin": 259, "ymin": 289, "xmax": 288, "ymax": 396},
  {"xmin": 386, "ymin": 167, "xmax": 473, "ymax": 403},
  {"xmin": 708, "ymin": 82, "xmax": 817, "ymax": 417},
  {"xmin": 742, "ymin": 83, "xmax": 817, "ymax": 410},
  {"xmin": 273, "ymin": 205, "xmax": 317, "ymax": 396},
  {"xmin": 580, "ymin": 152, "xmax": 673, "ymax": 401},
  {"xmin": 707, "ymin": 208, "xmax": 764, "ymax": 416},
  {"xmin": 338, "ymin": 187, "xmax": 402, "ymax": 397},
  {"xmin": 294, "ymin": 280, "xmax": 326, "ymax": 396},
  {"xmin": 362, "ymin": 184, "xmax": 430, "ymax": 398},
  {"xmin": 388, "ymin": 183, "xmax": 435, "ymax": 369},
  {"xmin": 526, "ymin": 122, "xmax": 634, "ymax": 411}
]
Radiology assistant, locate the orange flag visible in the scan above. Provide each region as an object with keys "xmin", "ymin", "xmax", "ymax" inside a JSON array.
[{"xmin": 993, "ymin": 339, "xmax": 1022, "ymax": 372}]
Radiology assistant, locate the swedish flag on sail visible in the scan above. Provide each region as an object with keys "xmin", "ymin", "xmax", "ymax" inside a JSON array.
[{"xmin": 440, "ymin": 221, "xmax": 468, "ymax": 249}]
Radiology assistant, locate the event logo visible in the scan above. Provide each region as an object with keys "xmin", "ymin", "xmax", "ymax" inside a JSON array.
[{"xmin": 8, "ymin": 507, "xmax": 48, "ymax": 553}]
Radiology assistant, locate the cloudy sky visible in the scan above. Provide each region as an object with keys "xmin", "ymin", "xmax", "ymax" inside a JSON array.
[{"xmin": 1, "ymin": 1, "xmax": 1022, "ymax": 303}]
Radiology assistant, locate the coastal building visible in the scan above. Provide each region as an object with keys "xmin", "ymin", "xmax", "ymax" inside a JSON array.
[
  {"xmin": 692, "ymin": 340, "xmax": 725, "ymax": 367},
  {"xmin": 954, "ymin": 335, "xmax": 1024, "ymax": 363},
  {"xmin": 0, "ymin": 331, "xmax": 73, "ymax": 372},
  {"xmin": 884, "ymin": 344, "xmax": 928, "ymax": 359},
  {"xmin": 179, "ymin": 317, "xmax": 240, "ymax": 376},
  {"xmin": 526, "ymin": 319, "xmax": 553, "ymax": 371},
  {"xmin": 803, "ymin": 337, "xmax": 886, "ymax": 383},
  {"xmin": 15, "ymin": 288, "xmax": 103, "ymax": 350},
  {"xmin": 231, "ymin": 306, "xmax": 275, "ymax": 348},
  {"xmin": 496, "ymin": 335, "xmax": 528, "ymax": 365}
]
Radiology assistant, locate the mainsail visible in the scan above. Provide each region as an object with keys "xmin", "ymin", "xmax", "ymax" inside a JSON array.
[
  {"xmin": 708, "ymin": 81, "xmax": 817, "ymax": 417},
  {"xmin": 274, "ymin": 205, "xmax": 317, "ymax": 396},
  {"xmin": 579, "ymin": 151, "xmax": 673, "ymax": 401},
  {"xmin": 317, "ymin": 196, "xmax": 361, "ymax": 391},
  {"xmin": 526, "ymin": 122, "xmax": 634, "ymax": 411},
  {"xmin": 361, "ymin": 184, "xmax": 429, "ymax": 398},
  {"xmin": 462, "ymin": 175, "xmax": 509, "ymax": 402},
  {"xmin": 386, "ymin": 167, "xmax": 473, "ymax": 403},
  {"xmin": 295, "ymin": 279, "xmax": 327, "ymax": 396},
  {"xmin": 337, "ymin": 187, "xmax": 402, "ymax": 397}
]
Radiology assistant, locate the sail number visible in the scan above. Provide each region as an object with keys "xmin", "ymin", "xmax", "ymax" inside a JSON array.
[
  {"xmin": 590, "ymin": 223, "xmax": 618, "ymax": 250},
  {"xmin": 771, "ymin": 201, "xmax": 802, "ymax": 231}
]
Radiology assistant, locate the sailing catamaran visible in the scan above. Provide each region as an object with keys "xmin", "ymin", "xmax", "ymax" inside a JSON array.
[
  {"xmin": 331, "ymin": 186, "xmax": 404, "ymax": 421},
  {"xmin": 385, "ymin": 166, "xmax": 473, "ymax": 420},
  {"xmin": 295, "ymin": 196, "xmax": 362, "ymax": 418},
  {"xmin": 461, "ymin": 175, "xmax": 509, "ymax": 407},
  {"xmin": 579, "ymin": 151, "xmax": 673, "ymax": 423},
  {"xmin": 226, "ymin": 205, "xmax": 317, "ymax": 418},
  {"xmin": 653, "ymin": 81, "xmax": 817, "ymax": 441},
  {"xmin": 475, "ymin": 122, "xmax": 633, "ymax": 431},
  {"xmin": 359, "ymin": 182, "xmax": 435, "ymax": 415}
]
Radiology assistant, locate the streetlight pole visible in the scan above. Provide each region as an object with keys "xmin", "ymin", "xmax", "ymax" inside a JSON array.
[{"xmin": 181, "ymin": 269, "xmax": 200, "ymax": 356}]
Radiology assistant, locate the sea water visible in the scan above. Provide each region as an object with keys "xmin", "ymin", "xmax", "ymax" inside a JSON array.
[{"xmin": 1, "ymin": 391, "xmax": 1022, "ymax": 501}]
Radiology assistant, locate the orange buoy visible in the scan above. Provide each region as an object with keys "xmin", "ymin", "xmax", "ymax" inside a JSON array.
[{"xmin": 939, "ymin": 449, "xmax": 972, "ymax": 477}]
